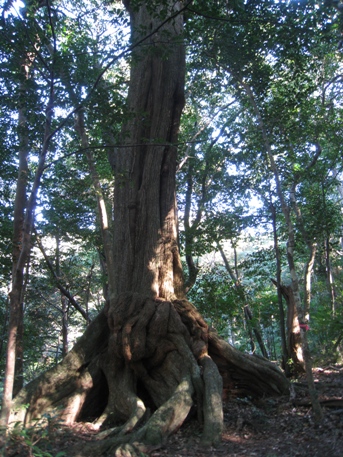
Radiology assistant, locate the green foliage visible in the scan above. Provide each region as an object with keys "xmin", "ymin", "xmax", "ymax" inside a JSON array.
[
  {"xmin": 178, "ymin": 0, "xmax": 343, "ymax": 366},
  {"xmin": 8, "ymin": 416, "xmax": 66, "ymax": 457},
  {"xmin": 187, "ymin": 251, "xmax": 284, "ymax": 358},
  {"xmin": 1, "ymin": 0, "xmax": 343, "ymax": 390},
  {"xmin": 187, "ymin": 264, "xmax": 245, "ymax": 342},
  {"xmin": 0, "ymin": 0, "xmax": 126, "ymax": 386}
]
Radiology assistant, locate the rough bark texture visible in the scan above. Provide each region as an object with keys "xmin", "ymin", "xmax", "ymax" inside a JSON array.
[
  {"xmin": 8, "ymin": 297, "xmax": 289, "ymax": 448},
  {"xmin": 110, "ymin": 0, "xmax": 185, "ymax": 302},
  {"xmin": 6, "ymin": 2, "xmax": 290, "ymax": 453}
]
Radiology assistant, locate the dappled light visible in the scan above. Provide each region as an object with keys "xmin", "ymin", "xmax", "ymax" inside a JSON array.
[{"xmin": 2, "ymin": 0, "xmax": 343, "ymax": 456}]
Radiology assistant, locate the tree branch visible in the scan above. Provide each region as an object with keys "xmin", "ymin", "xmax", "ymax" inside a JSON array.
[{"xmin": 34, "ymin": 229, "xmax": 90, "ymax": 323}]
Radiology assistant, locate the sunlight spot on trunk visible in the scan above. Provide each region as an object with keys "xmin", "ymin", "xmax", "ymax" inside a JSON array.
[
  {"xmin": 62, "ymin": 393, "xmax": 84, "ymax": 425},
  {"xmin": 100, "ymin": 200, "xmax": 108, "ymax": 229},
  {"xmin": 296, "ymin": 346, "xmax": 304, "ymax": 363}
]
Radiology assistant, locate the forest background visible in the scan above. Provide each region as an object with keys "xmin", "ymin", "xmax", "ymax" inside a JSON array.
[{"xmin": 0, "ymin": 0, "xmax": 343, "ymax": 445}]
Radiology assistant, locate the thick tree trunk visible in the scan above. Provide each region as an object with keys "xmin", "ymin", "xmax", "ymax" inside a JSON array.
[
  {"xmin": 6, "ymin": 2, "xmax": 290, "ymax": 453},
  {"xmin": 8, "ymin": 298, "xmax": 289, "ymax": 430},
  {"xmin": 110, "ymin": 1, "xmax": 185, "ymax": 301}
]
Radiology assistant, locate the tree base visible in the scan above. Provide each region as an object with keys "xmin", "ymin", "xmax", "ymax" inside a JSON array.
[{"xmin": 8, "ymin": 294, "xmax": 289, "ymax": 454}]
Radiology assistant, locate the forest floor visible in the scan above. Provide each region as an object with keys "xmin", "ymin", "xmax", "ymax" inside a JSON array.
[{"xmin": 3, "ymin": 365, "xmax": 343, "ymax": 457}]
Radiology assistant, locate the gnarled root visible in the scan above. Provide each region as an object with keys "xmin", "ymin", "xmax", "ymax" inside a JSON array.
[
  {"xmin": 72, "ymin": 293, "xmax": 223, "ymax": 454},
  {"xmin": 75, "ymin": 375, "xmax": 194, "ymax": 456},
  {"xmin": 9, "ymin": 293, "xmax": 289, "ymax": 456},
  {"xmin": 209, "ymin": 331, "xmax": 290, "ymax": 397},
  {"xmin": 199, "ymin": 354, "xmax": 223, "ymax": 446}
]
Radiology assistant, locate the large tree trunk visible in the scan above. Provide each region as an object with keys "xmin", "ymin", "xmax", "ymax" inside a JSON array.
[
  {"xmin": 8, "ymin": 300, "xmax": 289, "ymax": 449},
  {"xmin": 7, "ymin": 2, "xmax": 289, "ymax": 453},
  {"xmin": 110, "ymin": 0, "xmax": 185, "ymax": 301}
]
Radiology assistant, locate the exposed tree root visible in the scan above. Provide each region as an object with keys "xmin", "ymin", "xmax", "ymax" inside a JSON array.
[
  {"xmin": 9, "ymin": 311, "xmax": 110, "ymax": 426},
  {"xmin": 209, "ymin": 331, "xmax": 290, "ymax": 398},
  {"xmin": 199, "ymin": 354, "xmax": 223, "ymax": 446},
  {"xmin": 8, "ymin": 294, "xmax": 289, "ymax": 455}
]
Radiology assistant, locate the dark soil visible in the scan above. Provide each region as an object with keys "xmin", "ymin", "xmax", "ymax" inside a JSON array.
[{"xmin": 3, "ymin": 366, "xmax": 343, "ymax": 457}]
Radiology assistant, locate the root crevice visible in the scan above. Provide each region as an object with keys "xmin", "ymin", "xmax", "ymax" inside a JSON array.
[{"xmin": 9, "ymin": 293, "xmax": 289, "ymax": 455}]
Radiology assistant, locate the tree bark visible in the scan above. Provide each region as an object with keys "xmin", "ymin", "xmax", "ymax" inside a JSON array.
[
  {"xmin": 6, "ymin": 2, "xmax": 290, "ymax": 452},
  {"xmin": 271, "ymin": 280, "xmax": 304, "ymax": 375},
  {"xmin": 13, "ymin": 254, "xmax": 30, "ymax": 397},
  {"xmin": 1, "ymin": 51, "xmax": 31, "ymax": 426},
  {"xmin": 270, "ymin": 201, "xmax": 289, "ymax": 374},
  {"xmin": 110, "ymin": 1, "xmax": 186, "ymax": 302}
]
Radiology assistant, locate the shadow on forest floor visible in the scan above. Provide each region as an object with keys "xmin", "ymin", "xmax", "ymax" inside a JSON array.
[{"xmin": 3, "ymin": 366, "xmax": 343, "ymax": 457}]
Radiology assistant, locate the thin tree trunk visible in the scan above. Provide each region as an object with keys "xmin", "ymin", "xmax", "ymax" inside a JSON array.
[
  {"xmin": 11, "ymin": 94, "xmax": 29, "ymax": 399},
  {"xmin": 56, "ymin": 233, "xmax": 69, "ymax": 357},
  {"xmin": 35, "ymin": 231, "xmax": 89, "ymax": 322},
  {"xmin": 32, "ymin": 16, "xmax": 115, "ymax": 301},
  {"xmin": 238, "ymin": 78, "xmax": 322, "ymax": 421},
  {"xmin": 184, "ymin": 153, "xmax": 200, "ymax": 292},
  {"xmin": 1, "ymin": 22, "xmax": 56, "ymax": 425},
  {"xmin": 290, "ymin": 188, "xmax": 323, "ymax": 420},
  {"xmin": 13, "ymin": 255, "xmax": 30, "ymax": 397},
  {"xmin": 272, "ymin": 280, "xmax": 304, "ymax": 374},
  {"xmin": 244, "ymin": 305, "xmax": 256, "ymax": 353},
  {"xmin": 61, "ymin": 296, "xmax": 68, "ymax": 357},
  {"xmin": 74, "ymin": 111, "xmax": 115, "ymax": 298},
  {"xmin": 85, "ymin": 261, "xmax": 95, "ymax": 321},
  {"xmin": 301, "ymin": 242, "xmax": 323, "ymax": 421},
  {"xmin": 1, "ymin": 69, "xmax": 30, "ymax": 426},
  {"xmin": 304, "ymin": 243, "xmax": 317, "ymax": 319},
  {"xmin": 244, "ymin": 305, "xmax": 269, "ymax": 358},
  {"xmin": 217, "ymin": 242, "xmax": 269, "ymax": 358},
  {"xmin": 0, "ymin": 294, "xmax": 10, "ymax": 361},
  {"xmin": 270, "ymin": 202, "xmax": 290, "ymax": 374},
  {"xmin": 183, "ymin": 126, "xmax": 224, "ymax": 292},
  {"xmin": 325, "ymin": 237, "xmax": 336, "ymax": 315}
]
